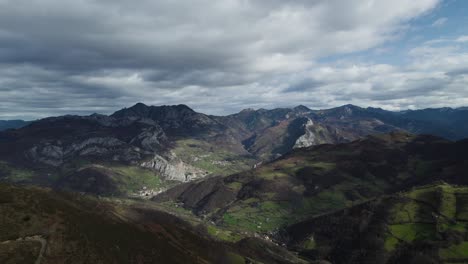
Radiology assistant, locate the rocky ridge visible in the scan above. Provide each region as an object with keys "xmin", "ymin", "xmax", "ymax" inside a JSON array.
[{"xmin": 1, "ymin": 103, "xmax": 468, "ymax": 187}]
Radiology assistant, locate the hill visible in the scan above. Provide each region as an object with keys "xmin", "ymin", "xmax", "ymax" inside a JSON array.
[
  {"xmin": 154, "ymin": 132, "xmax": 468, "ymax": 240},
  {"xmin": 0, "ymin": 183, "xmax": 307, "ymax": 264},
  {"xmin": 286, "ymin": 182, "xmax": 468, "ymax": 263}
]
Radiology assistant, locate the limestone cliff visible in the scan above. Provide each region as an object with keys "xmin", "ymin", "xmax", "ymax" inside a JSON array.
[{"xmin": 140, "ymin": 154, "xmax": 208, "ymax": 182}]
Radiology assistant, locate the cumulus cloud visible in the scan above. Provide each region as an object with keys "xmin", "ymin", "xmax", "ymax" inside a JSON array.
[
  {"xmin": 0, "ymin": 0, "xmax": 452, "ymax": 119},
  {"xmin": 283, "ymin": 38, "xmax": 468, "ymax": 111}
]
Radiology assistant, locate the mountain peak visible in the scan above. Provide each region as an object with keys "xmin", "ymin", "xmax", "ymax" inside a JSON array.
[
  {"xmin": 132, "ymin": 102, "xmax": 149, "ymax": 108},
  {"xmin": 341, "ymin": 104, "xmax": 361, "ymax": 109},
  {"xmin": 111, "ymin": 103, "xmax": 197, "ymax": 119},
  {"xmin": 239, "ymin": 108, "xmax": 257, "ymax": 114},
  {"xmin": 173, "ymin": 104, "xmax": 194, "ymax": 111},
  {"xmin": 293, "ymin": 105, "xmax": 311, "ymax": 112},
  {"xmin": 112, "ymin": 102, "xmax": 151, "ymax": 118},
  {"xmin": 327, "ymin": 104, "xmax": 362, "ymax": 113}
]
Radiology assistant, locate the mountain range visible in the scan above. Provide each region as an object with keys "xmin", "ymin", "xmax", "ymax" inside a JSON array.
[
  {"xmin": 1, "ymin": 103, "xmax": 468, "ymax": 263},
  {"xmin": 1, "ymin": 103, "xmax": 468, "ymax": 187},
  {"xmin": 0, "ymin": 120, "xmax": 30, "ymax": 131}
]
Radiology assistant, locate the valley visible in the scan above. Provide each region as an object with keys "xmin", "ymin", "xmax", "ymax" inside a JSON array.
[
  {"xmin": 1, "ymin": 103, "xmax": 468, "ymax": 196},
  {"xmin": 1, "ymin": 103, "xmax": 468, "ymax": 263},
  {"xmin": 2, "ymin": 0, "xmax": 467, "ymax": 262}
]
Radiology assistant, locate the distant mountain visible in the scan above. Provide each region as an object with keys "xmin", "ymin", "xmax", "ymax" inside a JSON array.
[
  {"xmin": 112, "ymin": 103, "xmax": 224, "ymax": 136},
  {"xmin": 1, "ymin": 103, "xmax": 468, "ymax": 195},
  {"xmin": 0, "ymin": 120, "xmax": 29, "ymax": 131},
  {"xmin": 313, "ymin": 105, "xmax": 468, "ymax": 140},
  {"xmin": 393, "ymin": 107, "xmax": 468, "ymax": 139}
]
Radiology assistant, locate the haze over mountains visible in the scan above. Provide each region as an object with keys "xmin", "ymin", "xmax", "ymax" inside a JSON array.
[{"xmin": 0, "ymin": 120, "xmax": 29, "ymax": 131}]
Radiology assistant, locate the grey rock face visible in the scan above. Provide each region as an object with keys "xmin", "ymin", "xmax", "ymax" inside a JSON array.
[
  {"xmin": 21, "ymin": 113, "xmax": 169, "ymax": 167},
  {"xmin": 294, "ymin": 118, "xmax": 318, "ymax": 148},
  {"xmin": 27, "ymin": 137, "xmax": 143, "ymax": 166},
  {"xmin": 65, "ymin": 137, "xmax": 125, "ymax": 154},
  {"xmin": 140, "ymin": 154, "xmax": 208, "ymax": 182},
  {"xmin": 27, "ymin": 145, "xmax": 64, "ymax": 166},
  {"xmin": 130, "ymin": 127, "xmax": 166, "ymax": 151}
]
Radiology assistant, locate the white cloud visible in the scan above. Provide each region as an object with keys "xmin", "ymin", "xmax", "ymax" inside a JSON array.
[
  {"xmin": 0, "ymin": 0, "xmax": 449, "ymax": 118},
  {"xmin": 431, "ymin": 17, "xmax": 448, "ymax": 27},
  {"xmin": 281, "ymin": 37, "xmax": 468, "ymax": 111},
  {"xmin": 456, "ymin": 35, "xmax": 468, "ymax": 42}
]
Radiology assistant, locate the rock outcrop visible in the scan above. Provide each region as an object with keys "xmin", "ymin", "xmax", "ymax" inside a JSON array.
[
  {"xmin": 140, "ymin": 154, "xmax": 208, "ymax": 182},
  {"xmin": 294, "ymin": 118, "xmax": 317, "ymax": 148},
  {"xmin": 26, "ymin": 137, "xmax": 144, "ymax": 166}
]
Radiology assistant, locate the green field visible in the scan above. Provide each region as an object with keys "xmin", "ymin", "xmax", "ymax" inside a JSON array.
[
  {"xmin": 0, "ymin": 161, "xmax": 34, "ymax": 183},
  {"xmin": 172, "ymin": 139, "xmax": 255, "ymax": 176},
  {"xmin": 106, "ymin": 165, "xmax": 171, "ymax": 194},
  {"xmin": 440, "ymin": 242, "xmax": 468, "ymax": 260}
]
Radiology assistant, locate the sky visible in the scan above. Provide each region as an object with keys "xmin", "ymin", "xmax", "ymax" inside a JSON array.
[{"xmin": 0, "ymin": 0, "xmax": 467, "ymax": 120}]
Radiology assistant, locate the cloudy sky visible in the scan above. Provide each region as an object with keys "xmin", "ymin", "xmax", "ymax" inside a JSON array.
[{"xmin": 0, "ymin": 0, "xmax": 467, "ymax": 119}]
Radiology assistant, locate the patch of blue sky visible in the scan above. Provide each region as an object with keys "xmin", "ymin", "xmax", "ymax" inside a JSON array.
[{"xmin": 318, "ymin": 0, "xmax": 468, "ymax": 66}]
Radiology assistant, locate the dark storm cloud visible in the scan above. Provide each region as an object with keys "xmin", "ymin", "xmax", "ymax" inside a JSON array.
[
  {"xmin": 0, "ymin": 0, "xmax": 458, "ymax": 119},
  {"xmin": 446, "ymin": 68, "xmax": 468, "ymax": 77},
  {"xmin": 284, "ymin": 79, "xmax": 326, "ymax": 93}
]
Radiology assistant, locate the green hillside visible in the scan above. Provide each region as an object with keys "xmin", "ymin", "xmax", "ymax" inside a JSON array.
[
  {"xmin": 156, "ymin": 133, "xmax": 468, "ymax": 235},
  {"xmin": 286, "ymin": 183, "xmax": 468, "ymax": 263},
  {"xmin": 0, "ymin": 160, "xmax": 175, "ymax": 197}
]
